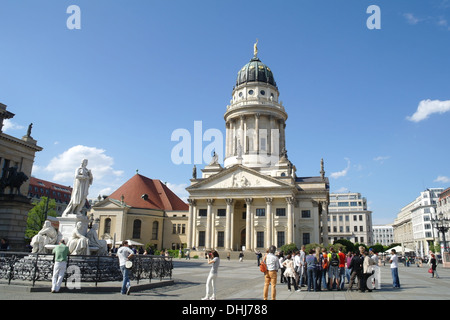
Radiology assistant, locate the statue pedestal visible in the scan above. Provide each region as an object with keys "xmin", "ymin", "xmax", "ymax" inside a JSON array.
[
  {"xmin": 0, "ymin": 194, "xmax": 33, "ymax": 251},
  {"xmin": 57, "ymin": 214, "xmax": 89, "ymax": 242}
]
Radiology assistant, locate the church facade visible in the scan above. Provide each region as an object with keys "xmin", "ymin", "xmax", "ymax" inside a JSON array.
[{"xmin": 186, "ymin": 47, "xmax": 330, "ymax": 252}]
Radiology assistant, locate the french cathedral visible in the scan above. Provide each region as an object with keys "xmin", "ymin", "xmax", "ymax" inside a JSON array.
[{"xmin": 186, "ymin": 44, "xmax": 330, "ymax": 252}]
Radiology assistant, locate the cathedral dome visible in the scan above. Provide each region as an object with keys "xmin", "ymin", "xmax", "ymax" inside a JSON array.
[{"xmin": 235, "ymin": 57, "xmax": 277, "ymax": 88}]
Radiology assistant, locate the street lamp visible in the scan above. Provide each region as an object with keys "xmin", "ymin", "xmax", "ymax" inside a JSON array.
[{"xmin": 431, "ymin": 212, "xmax": 450, "ymax": 253}]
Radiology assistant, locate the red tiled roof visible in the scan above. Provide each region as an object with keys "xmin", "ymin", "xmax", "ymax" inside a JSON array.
[{"xmin": 108, "ymin": 174, "xmax": 188, "ymax": 211}]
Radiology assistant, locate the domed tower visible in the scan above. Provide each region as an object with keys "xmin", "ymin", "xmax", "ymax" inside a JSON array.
[{"xmin": 224, "ymin": 41, "xmax": 288, "ymax": 173}]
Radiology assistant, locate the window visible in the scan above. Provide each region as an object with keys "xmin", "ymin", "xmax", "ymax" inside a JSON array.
[
  {"xmin": 104, "ymin": 218, "xmax": 111, "ymax": 234},
  {"xmin": 257, "ymin": 232, "xmax": 264, "ymax": 247},
  {"xmin": 359, "ymin": 215, "xmax": 363, "ymax": 221},
  {"xmin": 353, "ymin": 215, "xmax": 357, "ymax": 221},
  {"xmin": 217, "ymin": 231, "xmax": 224, "ymax": 248},
  {"xmin": 302, "ymin": 210, "xmax": 311, "ymax": 218},
  {"xmin": 277, "ymin": 231, "xmax": 285, "ymax": 248},
  {"xmin": 303, "ymin": 233, "xmax": 311, "ymax": 245},
  {"xmin": 276, "ymin": 208, "xmax": 286, "ymax": 216},
  {"xmin": 133, "ymin": 219, "xmax": 141, "ymax": 239},
  {"xmin": 199, "ymin": 231, "xmax": 205, "ymax": 247},
  {"xmin": 217, "ymin": 209, "xmax": 226, "ymax": 217},
  {"xmin": 256, "ymin": 208, "xmax": 265, "ymax": 217},
  {"xmin": 199, "ymin": 209, "xmax": 207, "ymax": 217},
  {"xmin": 152, "ymin": 221, "xmax": 159, "ymax": 240}
]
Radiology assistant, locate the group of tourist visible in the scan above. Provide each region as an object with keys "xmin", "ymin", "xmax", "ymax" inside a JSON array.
[
  {"xmin": 260, "ymin": 244, "xmax": 394, "ymax": 300},
  {"xmin": 272, "ymin": 245, "xmax": 381, "ymax": 294}
]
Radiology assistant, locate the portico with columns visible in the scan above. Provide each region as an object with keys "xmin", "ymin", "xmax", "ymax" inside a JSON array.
[{"xmin": 186, "ymin": 44, "xmax": 329, "ymax": 252}]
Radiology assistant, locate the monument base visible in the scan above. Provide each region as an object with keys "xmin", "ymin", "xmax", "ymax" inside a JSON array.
[
  {"xmin": 57, "ymin": 214, "xmax": 89, "ymax": 243},
  {"xmin": 0, "ymin": 194, "xmax": 33, "ymax": 252}
]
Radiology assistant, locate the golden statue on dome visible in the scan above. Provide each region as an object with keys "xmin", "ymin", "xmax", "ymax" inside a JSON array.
[{"xmin": 254, "ymin": 39, "xmax": 258, "ymax": 57}]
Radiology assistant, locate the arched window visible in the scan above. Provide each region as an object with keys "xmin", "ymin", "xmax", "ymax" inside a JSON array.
[
  {"xmin": 133, "ymin": 219, "xmax": 141, "ymax": 239},
  {"xmin": 104, "ymin": 218, "xmax": 111, "ymax": 234},
  {"xmin": 152, "ymin": 221, "xmax": 159, "ymax": 240}
]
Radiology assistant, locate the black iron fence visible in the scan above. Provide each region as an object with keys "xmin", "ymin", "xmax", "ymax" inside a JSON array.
[{"xmin": 0, "ymin": 251, "xmax": 173, "ymax": 287}]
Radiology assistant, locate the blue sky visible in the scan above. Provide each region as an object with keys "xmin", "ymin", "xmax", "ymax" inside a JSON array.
[{"xmin": 1, "ymin": 0, "xmax": 449, "ymax": 225}]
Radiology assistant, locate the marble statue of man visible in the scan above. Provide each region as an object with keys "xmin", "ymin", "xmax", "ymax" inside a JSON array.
[
  {"xmin": 87, "ymin": 223, "xmax": 108, "ymax": 256},
  {"xmin": 62, "ymin": 159, "xmax": 93, "ymax": 217},
  {"xmin": 67, "ymin": 221, "xmax": 90, "ymax": 255},
  {"xmin": 30, "ymin": 220, "xmax": 58, "ymax": 253}
]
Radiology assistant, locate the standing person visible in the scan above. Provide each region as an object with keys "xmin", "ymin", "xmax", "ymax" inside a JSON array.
[
  {"xmin": 369, "ymin": 249, "xmax": 380, "ymax": 289},
  {"xmin": 202, "ymin": 250, "xmax": 220, "ymax": 300},
  {"xmin": 299, "ymin": 245, "xmax": 306, "ymax": 287},
  {"xmin": 389, "ymin": 249, "xmax": 401, "ymax": 289},
  {"xmin": 263, "ymin": 245, "xmax": 280, "ymax": 300},
  {"xmin": 362, "ymin": 251, "xmax": 376, "ymax": 292},
  {"xmin": 117, "ymin": 240, "xmax": 134, "ymax": 295},
  {"xmin": 429, "ymin": 253, "xmax": 440, "ymax": 278},
  {"xmin": 306, "ymin": 249, "xmax": 318, "ymax": 292},
  {"xmin": 338, "ymin": 247, "xmax": 346, "ymax": 290},
  {"xmin": 278, "ymin": 251, "xmax": 286, "ymax": 284},
  {"xmin": 239, "ymin": 251, "xmax": 244, "ymax": 262},
  {"xmin": 328, "ymin": 247, "xmax": 340, "ymax": 290},
  {"xmin": 348, "ymin": 250, "xmax": 363, "ymax": 292},
  {"xmin": 51, "ymin": 239, "xmax": 70, "ymax": 293},
  {"xmin": 315, "ymin": 247, "xmax": 323, "ymax": 291},
  {"xmin": 321, "ymin": 248, "xmax": 329, "ymax": 290},
  {"xmin": 282, "ymin": 254, "xmax": 300, "ymax": 292},
  {"xmin": 293, "ymin": 251, "xmax": 301, "ymax": 286},
  {"xmin": 345, "ymin": 252, "xmax": 353, "ymax": 285}
]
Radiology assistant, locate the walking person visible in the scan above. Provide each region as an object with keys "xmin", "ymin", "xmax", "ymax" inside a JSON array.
[
  {"xmin": 389, "ymin": 249, "xmax": 401, "ymax": 289},
  {"xmin": 263, "ymin": 245, "xmax": 280, "ymax": 300},
  {"xmin": 117, "ymin": 240, "xmax": 134, "ymax": 295},
  {"xmin": 202, "ymin": 250, "xmax": 220, "ymax": 300},
  {"xmin": 429, "ymin": 253, "xmax": 440, "ymax": 278},
  {"xmin": 282, "ymin": 254, "xmax": 300, "ymax": 292},
  {"xmin": 51, "ymin": 239, "xmax": 70, "ymax": 293},
  {"xmin": 306, "ymin": 249, "xmax": 318, "ymax": 292}
]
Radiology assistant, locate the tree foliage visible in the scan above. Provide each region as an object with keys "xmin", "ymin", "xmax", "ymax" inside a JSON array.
[{"xmin": 25, "ymin": 197, "xmax": 57, "ymax": 240}]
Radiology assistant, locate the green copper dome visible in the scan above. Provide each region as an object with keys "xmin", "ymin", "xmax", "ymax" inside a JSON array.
[{"xmin": 236, "ymin": 57, "xmax": 277, "ymax": 88}]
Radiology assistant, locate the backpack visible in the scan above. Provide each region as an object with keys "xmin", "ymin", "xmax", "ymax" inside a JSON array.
[
  {"xmin": 330, "ymin": 252, "xmax": 339, "ymax": 267},
  {"xmin": 260, "ymin": 257, "xmax": 267, "ymax": 273}
]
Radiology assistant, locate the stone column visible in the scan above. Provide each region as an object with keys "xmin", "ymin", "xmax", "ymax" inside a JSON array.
[
  {"xmin": 206, "ymin": 199, "xmax": 214, "ymax": 250},
  {"xmin": 225, "ymin": 198, "xmax": 233, "ymax": 251},
  {"xmin": 265, "ymin": 197, "xmax": 273, "ymax": 249},
  {"xmin": 286, "ymin": 197, "xmax": 294, "ymax": 244},
  {"xmin": 321, "ymin": 201, "xmax": 329, "ymax": 246},
  {"xmin": 255, "ymin": 113, "xmax": 260, "ymax": 154},
  {"xmin": 187, "ymin": 199, "xmax": 196, "ymax": 249},
  {"xmin": 245, "ymin": 198, "xmax": 253, "ymax": 251}
]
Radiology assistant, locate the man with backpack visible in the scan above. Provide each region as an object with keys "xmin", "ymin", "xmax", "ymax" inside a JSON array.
[{"xmin": 328, "ymin": 247, "xmax": 340, "ymax": 290}]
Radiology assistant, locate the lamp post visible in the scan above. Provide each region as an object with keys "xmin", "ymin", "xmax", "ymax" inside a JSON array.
[{"xmin": 431, "ymin": 212, "xmax": 450, "ymax": 253}]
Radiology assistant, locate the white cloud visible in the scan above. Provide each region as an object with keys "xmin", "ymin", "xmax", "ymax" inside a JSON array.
[
  {"xmin": 330, "ymin": 158, "xmax": 350, "ymax": 179},
  {"xmin": 403, "ymin": 13, "xmax": 421, "ymax": 25},
  {"xmin": 374, "ymin": 156, "xmax": 390, "ymax": 164},
  {"xmin": 2, "ymin": 119, "xmax": 24, "ymax": 132},
  {"xmin": 334, "ymin": 187, "xmax": 349, "ymax": 193},
  {"xmin": 407, "ymin": 99, "xmax": 450, "ymax": 122},
  {"xmin": 434, "ymin": 176, "xmax": 450, "ymax": 183},
  {"xmin": 166, "ymin": 182, "xmax": 189, "ymax": 202},
  {"xmin": 42, "ymin": 145, "xmax": 124, "ymax": 199}
]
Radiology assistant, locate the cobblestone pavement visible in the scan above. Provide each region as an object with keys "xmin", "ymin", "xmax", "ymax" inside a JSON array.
[{"xmin": 1, "ymin": 258, "xmax": 449, "ymax": 301}]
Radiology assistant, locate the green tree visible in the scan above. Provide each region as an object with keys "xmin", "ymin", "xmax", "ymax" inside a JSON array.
[{"xmin": 25, "ymin": 197, "xmax": 57, "ymax": 240}]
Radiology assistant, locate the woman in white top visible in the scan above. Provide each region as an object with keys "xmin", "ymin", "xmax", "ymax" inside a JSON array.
[
  {"xmin": 202, "ymin": 250, "xmax": 220, "ymax": 300},
  {"xmin": 282, "ymin": 254, "xmax": 300, "ymax": 292}
]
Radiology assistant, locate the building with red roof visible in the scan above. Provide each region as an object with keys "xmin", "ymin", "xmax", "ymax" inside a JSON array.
[{"xmin": 90, "ymin": 173, "xmax": 188, "ymax": 251}]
